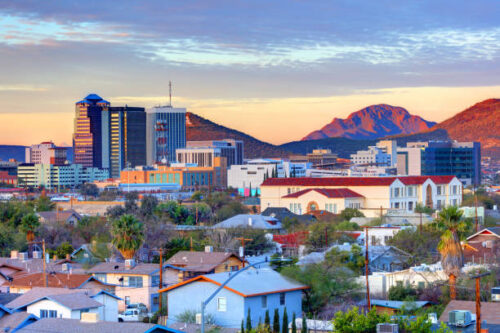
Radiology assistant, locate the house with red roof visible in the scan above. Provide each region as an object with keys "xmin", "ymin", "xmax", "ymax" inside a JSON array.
[{"xmin": 260, "ymin": 176, "xmax": 462, "ymax": 217}]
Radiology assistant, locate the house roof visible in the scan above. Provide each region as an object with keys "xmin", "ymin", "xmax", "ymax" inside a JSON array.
[
  {"xmin": 282, "ymin": 188, "xmax": 364, "ymax": 199},
  {"xmin": 212, "ymin": 214, "xmax": 282, "ymax": 230},
  {"xmin": 0, "ymin": 293, "xmax": 21, "ymax": 306},
  {"xmin": 15, "ymin": 318, "xmax": 181, "ymax": 333},
  {"xmin": 439, "ymin": 300, "xmax": 500, "ymax": 324},
  {"xmin": 37, "ymin": 210, "xmax": 81, "ymax": 223},
  {"xmin": 2, "ymin": 272, "xmax": 99, "ymax": 289},
  {"xmin": 161, "ymin": 268, "xmax": 308, "ymax": 297},
  {"xmin": 261, "ymin": 176, "xmax": 458, "ymax": 187},
  {"xmin": 466, "ymin": 227, "xmax": 500, "ymax": 240},
  {"xmin": 0, "ymin": 311, "xmax": 37, "ymax": 333},
  {"xmin": 166, "ymin": 251, "xmax": 243, "ymax": 273},
  {"xmin": 86, "ymin": 262, "xmax": 159, "ymax": 275},
  {"xmin": 370, "ymin": 299, "xmax": 431, "ymax": 309},
  {"xmin": 39, "ymin": 293, "xmax": 103, "ymax": 310},
  {"xmin": 261, "ymin": 207, "xmax": 315, "ymax": 223},
  {"xmin": 0, "ymin": 257, "xmax": 84, "ymax": 276},
  {"xmin": 6, "ymin": 287, "xmax": 89, "ymax": 309}
]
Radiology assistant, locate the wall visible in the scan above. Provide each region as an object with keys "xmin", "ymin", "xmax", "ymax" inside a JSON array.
[
  {"xmin": 93, "ymin": 293, "xmax": 119, "ymax": 322},
  {"xmin": 244, "ymin": 290, "xmax": 303, "ymax": 329},
  {"xmin": 27, "ymin": 299, "xmax": 72, "ymax": 319}
]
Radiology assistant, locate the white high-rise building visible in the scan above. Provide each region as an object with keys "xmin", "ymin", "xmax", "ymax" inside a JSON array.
[{"xmin": 25, "ymin": 142, "xmax": 67, "ymax": 165}]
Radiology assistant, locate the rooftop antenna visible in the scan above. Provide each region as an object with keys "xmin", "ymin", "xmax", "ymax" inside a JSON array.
[{"xmin": 168, "ymin": 81, "xmax": 172, "ymax": 107}]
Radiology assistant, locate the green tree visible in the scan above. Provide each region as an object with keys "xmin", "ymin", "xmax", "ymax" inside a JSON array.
[
  {"xmin": 282, "ymin": 308, "xmax": 288, "ymax": 333},
  {"xmin": 339, "ymin": 208, "xmax": 364, "ymax": 221},
  {"xmin": 79, "ymin": 183, "xmax": 99, "ymax": 198},
  {"xmin": 32, "ymin": 195, "xmax": 55, "ymax": 212},
  {"xmin": 20, "ymin": 213, "xmax": 40, "ymax": 242},
  {"xmin": 291, "ymin": 313, "xmax": 296, "ymax": 333},
  {"xmin": 301, "ymin": 317, "xmax": 307, "ymax": 333},
  {"xmin": 415, "ymin": 203, "xmax": 435, "ymax": 215},
  {"xmin": 111, "ymin": 214, "xmax": 144, "ymax": 259},
  {"xmin": 387, "ymin": 226, "xmax": 442, "ymax": 264},
  {"xmin": 241, "ymin": 320, "xmax": 245, "ymax": 333},
  {"xmin": 264, "ymin": 310, "xmax": 270, "ymax": 329},
  {"xmin": 273, "ymin": 309, "xmax": 280, "ymax": 333},
  {"xmin": 388, "ymin": 283, "xmax": 417, "ymax": 301},
  {"xmin": 246, "ymin": 308, "xmax": 252, "ymax": 332},
  {"xmin": 140, "ymin": 195, "xmax": 159, "ymax": 218},
  {"xmin": 55, "ymin": 242, "xmax": 74, "ymax": 259},
  {"xmin": 435, "ymin": 206, "xmax": 470, "ymax": 300}
]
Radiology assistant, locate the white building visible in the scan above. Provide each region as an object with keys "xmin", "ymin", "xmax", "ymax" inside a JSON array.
[
  {"xmin": 350, "ymin": 140, "xmax": 397, "ymax": 167},
  {"xmin": 356, "ymin": 225, "xmax": 416, "ymax": 246},
  {"xmin": 17, "ymin": 164, "xmax": 109, "ymax": 189},
  {"xmin": 260, "ymin": 175, "xmax": 463, "ymax": 217},
  {"xmin": 227, "ymin": 159, "xmax": 311, "ymax": 196},
  {"xmin": 25, "ymin": 142, "xmax": 67, "ymax": 165},
  {"xmin": 397, "ymin": 147, "xmax": 423, "ymax": 176}
]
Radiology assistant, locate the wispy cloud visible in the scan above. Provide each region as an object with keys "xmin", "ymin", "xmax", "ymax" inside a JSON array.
[{"xmin": 0, "ymin": 84, "xmax": 48, "ymax": 92}]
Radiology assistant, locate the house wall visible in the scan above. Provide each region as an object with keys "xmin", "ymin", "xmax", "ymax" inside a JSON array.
[
  {"xmin": 167, "ymin": 280, "xmax": 245, "ymax": 328},
  {"xmin": 93, "ymin": 293, "xmax": 119, "ymax": 321},
  {"xmin": 27, "ymin": 299, "xmax": 72, "ymax": 319},
  {"xmin": 214, "ymin": 257, "xmax": 245, "ymax": 273},
  {"xmin": 244, "ymin": 290, "xmax": 303, "ymax": 328}
]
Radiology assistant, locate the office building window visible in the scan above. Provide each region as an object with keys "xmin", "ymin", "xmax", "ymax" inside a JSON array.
[
  {"xmin": 262, "ymin": 295, "xmax": 267, "ymax": 308},
  {"xmin": 217, "ymin": 297, "xmax": 227, "ymax": 312},
  {"xmin": 280, "ymin": 293, "xmax": 285, "ymax": 306}
]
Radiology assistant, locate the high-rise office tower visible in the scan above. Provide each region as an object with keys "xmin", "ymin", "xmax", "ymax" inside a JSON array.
[
  {"xmin": 102, "ymin": 106, "xmax": 147, "ymax": 178},
  {"xmin": 146, "ymin": 106, "xmax": 186, "ymax": 165},
  {"xmin": 73, "ymin": 94, "xmax": 110, "ymax": 168}
]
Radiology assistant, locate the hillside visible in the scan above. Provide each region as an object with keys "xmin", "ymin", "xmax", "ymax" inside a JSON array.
[
  {"xmin": 281, "ymin": 129, "xmax": 449, "ymax": 158},
  {"xmin": 186, "ymin": 112, "xmax": 289, "ymax": 158},
  {"xmin": 302, "ymin": 104, "xmax": 436, "ymax": 140},
  {"xmin": 433, "ymin": 98, "xmax": 500, "ymax": 160}
]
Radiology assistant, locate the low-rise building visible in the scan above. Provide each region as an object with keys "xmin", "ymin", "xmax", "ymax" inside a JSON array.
[
  {"xmin": 37, "ymin": 209, "xmax": 82, "ymax": 226},
  {"xmin": 212, "ymin": 214, "xmax": 282, "ymax": 230},
  {"xmin": 462, "ymin": 227, "xmax": 499, "ymax": 265},
  {"xmin": 260, "ymin": 175, "xmax": 463, "ymax": 217},
  {"xmin": 289, "ymin": 149, "xmax": 338, "ymax": 169},
  {"xmin": 17, "ymin": 164, "xmax": 109, "ymax": 189},
  {"xmin": 161, "ymin": 268, "xmax": 308, "ymax": 328},
  {"xmin": 0, "ymin": 171, "xmax": 17, "ymax": 186}
]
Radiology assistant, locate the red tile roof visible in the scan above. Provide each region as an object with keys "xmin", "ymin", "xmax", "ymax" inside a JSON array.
[
  {"xmin": 262, "ymin": 176, "xmax": 457, "ymax": 187},
  {"xmin": 282, "ymin": 188, "xmax": 364, "ymax": 199}
]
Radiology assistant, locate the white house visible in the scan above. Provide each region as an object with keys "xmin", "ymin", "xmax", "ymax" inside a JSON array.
[{"xmin": 260, "ymin": 176, "xmax": 462, "ymax": 217}]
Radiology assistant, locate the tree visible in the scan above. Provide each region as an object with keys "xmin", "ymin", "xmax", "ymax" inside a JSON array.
[
  {"xmin": 20, "ymin": 213, "xmax": 40, "ymax": 242},
  {"xmin": 301, "ymin": 317, "xmax": 307, "ymax": 333},
  {"xmin": 264, "ymin": 310, "xmax": 270, "ymax": 329},
  {"xmin": 241, "ymin": 320, "xmax": 245, "ymax": 333},
  {"xmin": 273, "ymin": 309, "xmax": 280, "ymax": 333},
  {"xmin": 291, "ymin": 313, "xmax": 297, "ymax": 333},
  {"xmin": 140, "ymin": 195, "xmax": 159, "ymax": 218},
  {"xmin": 282, "ymin": 308, "xmax": 288, "ymax": 333},
  {"xmin": 246, "ymin": 308, "xmax": 252, "ymax": 332},
  {"xmin": 435, "ymin": 206, "xmax": 470, "ymax": 300},
  {"xmin": 32, "ymin": 195, "xmax": 55, "ymax": 212},
  {"xmin": 79, "ymin": 183, "xmax": 99, "ymax": 198},
  {"xmin": 111, "ymin": 214, "xmax": 144, "ymax": 259},
  {"xmin": 55, "ymin": 242, "xmax": 74, "ymax": 259},
  {"xmin": 339, "ymin": 208, "xmax": 364, "ymax": 221},
  {"xmin": 388, "ymin": 283, "xmax": 417, "ymax": 301},
  {"xmin": 387, "ymin": 227, "xmax": 442, "ymax": 264}
]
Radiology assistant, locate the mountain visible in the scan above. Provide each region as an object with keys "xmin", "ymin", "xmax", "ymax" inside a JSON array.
[
  {"xmin": 186, "ymin": 112, "xmax": 289, "ymax": 158},
  {"xmin": 433, "ymin": 98, "xmax": 500, "ymax": 160},
  {"xmin": 302, "ymin": 104, "xmax": 436, "ymax": 141},
  {"xmin": 282, "ymin": 129, "xmax": 449, "ymax": 158}
]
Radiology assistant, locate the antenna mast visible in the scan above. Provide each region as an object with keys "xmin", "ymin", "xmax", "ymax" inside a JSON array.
[{"xmin": 169, "ymin": 81, "xmax": 172, "ymax": 107}]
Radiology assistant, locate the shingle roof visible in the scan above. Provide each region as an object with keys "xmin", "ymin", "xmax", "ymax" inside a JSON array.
[
  {"xmin": 261, "ymin": 207, "xmax": 315, "ymax": 223},
  {"xmin": 15, "ymin": 318, "xmax": 179, "ymax": 333},
  {"xmin": 86, "ymin": 262, "xmax": 159, "ymax": 275},
  {"xmin": 439, "ymin": 300, "xmax": 500, "ymax": 324},
  {"xmin": 0, "ymin": 257, "xmax": 84, "ymax": 276},
  {"xmin": 0, "ymin": 312, "xmax": 37, "ymax": 332},
  {"xmin": 6, "ymin": 287, "xmax": 86, "ymax": 309},
  {"xmin": 282, "ymin": 188, "xmax": 364, "ymax": 199},
  {"xmin": 162, "ymin": 268, "xmax": 308, "ymax": 297},
  {"xmin": 370, "ymin": 299, "xmax": 431, "ymax": 309},
  {"xmin": 37, "ymin": 210, "xmax": 81, "ymax": 223},
  {"xmin": 44, "ymin": 293, "xmax": 102, "ymax": 310},
  {"xmin": 261, "ymin": 176, "xmax": 458, "ymax": 187},
  {"xmin": 2, "ymin": 272, "xmax": 95, "ymax": 289},
  {"xmin": 166, "ymin": 251, "xmax": 243, "ymax": 273},
  {"xmin": 212, "ymin": 214, "xmax": 282, "ymax": 230},
  {"xmin": 0, "ymin": 292, "xmax": 21, "ymax": 306}
]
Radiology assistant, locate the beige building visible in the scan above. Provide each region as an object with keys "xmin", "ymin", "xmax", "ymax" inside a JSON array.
[{"xmin": 260, "ymin": 176, "xmax": 463, "ymax": 217}]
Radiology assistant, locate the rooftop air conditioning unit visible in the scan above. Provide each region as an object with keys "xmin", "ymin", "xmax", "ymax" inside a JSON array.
[
  {"xmin": 32, "ymin": 251, "xmax": 42, "ymax": 259},
  {"xmin": 448, "ymin": 310, "xmax": 472, "ymax": 327},
  {"xmin": 492, "ymin": 287, "xmax": 500, "ymax": 302},
  {"xmin": 18, "ymin": 252, "xmax": 29, "ymax": 261},
  {"xmin": 376, "ymin": 323, "xmax": 398, "ymax": 333},
  {"xmin": 125, "ymin": 259, "xmax": 136, "ymax": 270}
]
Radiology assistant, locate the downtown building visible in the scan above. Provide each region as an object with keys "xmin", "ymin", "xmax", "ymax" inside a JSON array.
[
  {"xmin": 146, "ymin": 105, "xmax": 186, "ymax": 165},
  {"xmin": 25, "ymin": 141, "xmax": 68, "ymax": 165}
]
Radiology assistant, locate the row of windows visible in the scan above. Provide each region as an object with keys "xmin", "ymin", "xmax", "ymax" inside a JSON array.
[{"xmin": 217, "ymin": 293, "xmax": 286, "ymax": 312}]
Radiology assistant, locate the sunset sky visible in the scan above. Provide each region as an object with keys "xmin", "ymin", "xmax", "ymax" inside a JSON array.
[{"xmin": 0, "ymin": 1, "xmax": 499, "ymax": 146}]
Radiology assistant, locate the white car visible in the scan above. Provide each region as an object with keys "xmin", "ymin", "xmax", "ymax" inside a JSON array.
[{"xmin": 118, "ymin": 309, "xmax": 145, "ymax": 322}]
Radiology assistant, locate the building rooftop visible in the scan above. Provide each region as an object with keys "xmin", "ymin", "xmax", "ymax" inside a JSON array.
[
  {"xmin": 37, "ymin": 209, "xmax": 81, "ymax": 223},
  {"xmin": 439, "ymin": 300, "xmax": 500, "ymax": 324},
  {"xmin": 282, "ymin": 188, "xmax": 364, "ymax": 199},
  {"xmin": 6, "ymin": 287, "xmax": 89, "ymax": 309},
  {"xmin": 212, "ymin": 214, "xmax": 282, "ymax": 230},
  {"xmin": 370, "ymin": 299, "xmax": 431, "ymax": 310},
  {"xmin": 166, "ymin": 251, "xmax": 243, "ymax": 273},
  {"xmin": 2, "ymin": 272, "xmax": 99, "ymax": 289},
  {"xmin": 162, "ymin": 268, "xmax": 308, "ymax": 297},
  {"xmin": 86, "ymin": 262, "xmax": 159, "ymax": 275},
  {"xmin": 0, "ymin": 311, "xmax": 37, "ymax": 333}
]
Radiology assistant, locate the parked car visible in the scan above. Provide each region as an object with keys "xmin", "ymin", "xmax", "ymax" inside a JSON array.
[
  {"xmin": 126, "ymin": 303, "xmax": 148, "ymax": 313},
  {"xmin": 118, "ymin": 309, "xmax": 145, "ymax": 322}
]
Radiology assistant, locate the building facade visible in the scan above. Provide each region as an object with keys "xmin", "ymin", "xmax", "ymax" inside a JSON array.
[
  {"xmin": 25, "ymin": 142, "xmax": 67, "ymax": 165},
  {"xmin": 17, "ymin": 164, "xmax": 109, "ymax": 189},
  {"xmin": 396, "ymin": 147, "xmax": 423, "ymax": 176},
  {"xmin": 260, "ymin": 176, "xmax": 463, "ymax": 217},
  {"xmin": 146, "ymin": 106, "xmax": 186, "ymax": 165},
  {"xmin": 290, "ymin": 149, "xmax": 338, "ymax": 169},
  {"xmin": 185, "ymin": 139, "xmax": 244, "ymax": 166}
]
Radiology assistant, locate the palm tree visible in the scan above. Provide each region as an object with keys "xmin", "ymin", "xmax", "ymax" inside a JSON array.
[
  {"xmin": 20, "ymin": 213, "xmax": 40, "ymax": 242},
  {"xmin": 435, "ymin": 206, "xmax": 469, "ymax": 300},
  {"xmin": 111, "ymin": 214, "xmax": 144, "ymax": 259}
]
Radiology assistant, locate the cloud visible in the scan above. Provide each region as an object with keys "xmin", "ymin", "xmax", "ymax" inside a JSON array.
[{"xmin": 0, "ymin": 84, "xmax": 48, "ymax": 92}]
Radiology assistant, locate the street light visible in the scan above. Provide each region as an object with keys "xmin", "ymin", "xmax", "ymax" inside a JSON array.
[{"xmin": 200, "ymin": 257, "xmax": 291, "ymax": 333}]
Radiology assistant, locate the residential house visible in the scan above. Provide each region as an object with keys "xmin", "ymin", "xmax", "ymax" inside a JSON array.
[
  {"xmin": 261, "ymin": 207, "xmax": 316, "ymax": 224},
  {"xmin": 463, "ymin": 227, "xmax": 500, "ymax": 265},
  {"xmin": 369, "ymin": 300, "xmax": 432, "ymax": 315},
  {"xmin": 273, "ymin": 231, "xmax": 309, "ymax": 257},
  {"xmin": 2, "ymin": 273, "xmax": 112, "ymax": 294},
  {"xmin": 37, "ymin": 209, "xmax": 82, "ymax": 226},
  {"xmin": 165, "ymin": 249, "xmax": 245, "ymax": 284},
  {"xmin": 356, "ymin": 225, "xmax": 416, "ymax": 246},
  {"xmin": 161, "ymin": 268, "xmax": 308, "ymax": 328},
  {"xmin": 86, "ymin": 260, "xmax": 165, "ymax": 312},
  {"xmin": 440, "ymin": 300, "xmax": 500, "ymax": 325},
  {"xmin": 71, "ymin": 243, "xmax": 123, "ymax": 265},
  {"xmin": 212, "ymin": 214, "xmax": 282, "ymax": 230},
  {"xmin": 15, "ymin": 316, "xmax": 183, "ymax": 333},
  {"xmin": 0, "ymin": 304, "xmax": 37, "ymax": 333},
  {"xmin": 289, "ymin": 318, "xmax": 333, "ymax": 333},
  {"xmin": 260, "ymin": 176, "xmax": 463, "ymax": 217}
]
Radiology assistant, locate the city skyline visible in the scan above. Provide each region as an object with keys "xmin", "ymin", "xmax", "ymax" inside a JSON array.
[{"xmin": 0, "ymin": 1, "xmax": 499, "ymax": 146}]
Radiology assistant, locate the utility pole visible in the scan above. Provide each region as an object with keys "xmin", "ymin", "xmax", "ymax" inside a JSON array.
[
  {"xmin": 42, "ymin": 239, "xmax": 47, "ymax": 287},
  {"xmin": 158, "ymin": 248, "xmax": 163, "ymax": 311},
  {"xmin": 236, "ymin": 237, "xmax": 252, "ymax": 267},
  {"xmin": 364, "ymin": 227, "xmax": 371, "ymax": 310},
  {"xmin": 470, "ymin": 271, "xmax": 490, "ymax": 333}
]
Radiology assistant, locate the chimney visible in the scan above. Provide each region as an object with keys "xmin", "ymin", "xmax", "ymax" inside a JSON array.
[
  {"xmin": 10, "ymin": 250, "xmax": 18, "ymax": 259},
  {"xmin": 205, "ymin": 246, "xmax": 213, "ymax": 253},
  {"xmin": 125, "ymin": 259, "xmax": 136, "ymax": 270},
  {"xmin": 66, "ymin": 253, "xmax": 71, "ymax": 260},
  {"xmin": 81, "ymin": 312, "xmax": 99, "ymax": 323},
  {"xmin": 33, "ymin": 251, "xmax": 42, "ymax": 259}
]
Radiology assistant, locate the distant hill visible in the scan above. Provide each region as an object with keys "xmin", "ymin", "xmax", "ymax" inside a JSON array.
[
  {"xmin": 282, "ymin": 129, "xmax": 449, "ymax": 158},
  {"xmin": 433, "ymin": 98, "xmax": 500, "ymax": 160},
  {"xmin": 302, "ymin": 104, "xmax": 436, "ymax": 140},
  {"xmin": 186, "ymin": 112, "xmax": 289, "ymax": 158}
]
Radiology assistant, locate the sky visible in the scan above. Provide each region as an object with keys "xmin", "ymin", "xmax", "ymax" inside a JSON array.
[{"xmin": 0, "ymin": 1, "xmax": 499, "ymax": 146}]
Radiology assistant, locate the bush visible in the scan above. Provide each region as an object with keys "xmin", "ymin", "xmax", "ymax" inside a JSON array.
[{"xmin": 388, "ymin": 283, "xmax": 418, "ymax": 301}]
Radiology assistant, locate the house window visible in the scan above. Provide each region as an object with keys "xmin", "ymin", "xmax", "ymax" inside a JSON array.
[
  {"xmin": 418, "ymin": 282, "xmax": 425, "ymax": 289},
  {"xmin": 437, "ymin": 186, "xmax": 442, "ymax": 195},
  {"xmin": 152, "ymin": 275, "xmax": 160, "ymax": 287},
  {"xmin": 408, "ymin": 201, "xmax": 414, "ymax": 211},
  {"xmin": 125, "ymin": 296, "xmax": 131, "ymax": 305},
  {"xmin": 40, "ymin": 310, "xmax": 48, "ymax": 318},
  {"xmin": 261, "ymin": 295, "xmax": 267, "ymax": 308},
  {"xmin": 94, "ymin": 274, "xmax": 107, "ymax": 283},
  {"xmin": 407, "ymin": 187, "xmax": 413, "ymax": 197},
  {"xmin": 452, "ymin": 185, "xmax": 458, "ymax": 195},
  {"xmin": 280, "ymin": 293, "xmax": 285, "ymax": 306},
  {"xmin": 125, "ymin": 276, "xmax": 143, "ymax": 287},
  {"xmin": 231, "ymin": 265, "xmax": 239, "ymax": 271},
  {"xmin": 217, "ymin": 297, "xmax": 227, "ymax": 312},
  {"xmin": 153, "ymin": 296, "xmax": 159, "ymax": 305}
]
